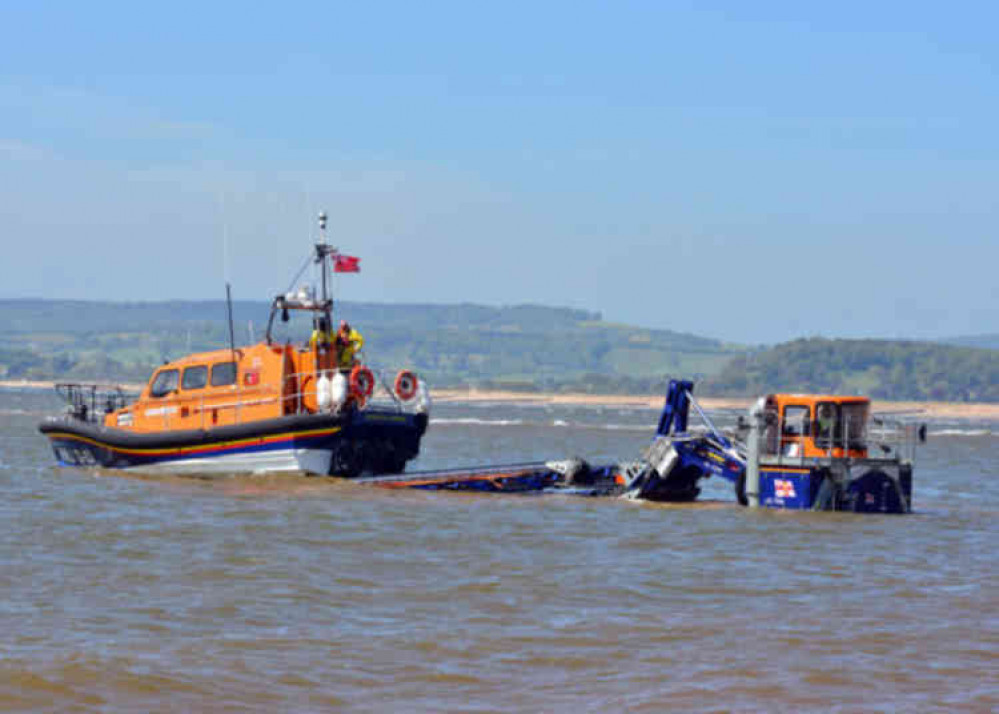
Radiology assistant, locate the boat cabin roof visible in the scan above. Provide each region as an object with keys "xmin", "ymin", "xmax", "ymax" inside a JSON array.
[
  {"xmin": 155, "ymin": 348, "xmax": 243, "ymax": 370},
  {"xmin": 768, "ymin": 394, "xmax": 870, "ymax": 408}
]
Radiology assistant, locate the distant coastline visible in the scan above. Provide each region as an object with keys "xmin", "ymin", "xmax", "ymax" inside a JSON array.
[
  {"xmin": 433, "ymin": 388, "xmax": 999, "ymax": 421},
  {"xmin": 5, "ymin": 379, "xmax": 996, "ymax": 421},
  {"xmin": 3, "ymin": 299, "xmax": 997, "ymax": 403}
]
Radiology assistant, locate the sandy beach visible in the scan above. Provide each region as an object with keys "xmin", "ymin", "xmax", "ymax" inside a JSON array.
[
  {"xmin": 3, "ymin": 380, "xmax": 996, "ymax": 421},
  {"xmin": 433, "ymin": 388, "xmax": 999, "ymax": 421}
]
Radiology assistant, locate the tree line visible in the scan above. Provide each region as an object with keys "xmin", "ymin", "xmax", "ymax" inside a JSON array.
[{"xmin": 1, "ymin": 301, "xmax": 996, "ymax": 402}]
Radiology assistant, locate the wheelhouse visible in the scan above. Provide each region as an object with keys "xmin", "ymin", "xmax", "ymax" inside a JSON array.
[{"xmin": 763, "ymin": 394, "xmax": 870, "ymax": 459}]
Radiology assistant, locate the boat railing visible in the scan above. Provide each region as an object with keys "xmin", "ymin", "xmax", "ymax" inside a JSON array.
[
  {"xmin": 758, "ymin": 408, "xmax": 922, "ymax": 466},
  {"xmin": 868, "ymin": 415, "xmax": 925, "ymax": 463},
  {"xmin": 281, "ymin": 366, "xmax": 420, "ymax": 414},
  {"xmin": 55, "ymin": 383, "xmax": 136, "ymax": 424}
]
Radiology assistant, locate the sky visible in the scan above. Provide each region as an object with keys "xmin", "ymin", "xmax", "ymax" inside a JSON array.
[{"xmin": 1, "ymin": 1, "xmax": 996, "ymax": 344}]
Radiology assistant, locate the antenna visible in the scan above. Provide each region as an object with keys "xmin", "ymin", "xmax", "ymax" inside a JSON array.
[{"xmin": 226, "ymin": 283, "xmax": 236, "ymax": 358}]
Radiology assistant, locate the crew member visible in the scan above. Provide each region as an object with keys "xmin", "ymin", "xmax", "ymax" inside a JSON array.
[
  {"xmin": 816, "ymin": 404, "xmax": 836, "ymax": 445},
  {"xmin": 335, "ymin": 320, "xmax": 364, "ymax": 368},
  {"xmin": 309, "ymin": 316, "xmax": 334, "ymax": 350}
]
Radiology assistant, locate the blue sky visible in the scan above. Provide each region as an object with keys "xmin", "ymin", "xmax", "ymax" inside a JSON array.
[{"xmin": 1, "ymin": 1, "xmax": 996, "ymax": 343}]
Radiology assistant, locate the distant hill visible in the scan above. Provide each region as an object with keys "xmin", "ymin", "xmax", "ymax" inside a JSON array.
[
  {"xmin": 0, "ymin": 299, "xmax": 739, "ymax": 390},
  {"xmin": 941, "ymin": 334, "xmax": 999, "ymax": 351},
  {"xmin": 704, "ymin": 338, "xmax": 999, "ymax": 402},
  {"xmin": 3, "ymin": 301, "xmax": 996, "ymax": 402}
]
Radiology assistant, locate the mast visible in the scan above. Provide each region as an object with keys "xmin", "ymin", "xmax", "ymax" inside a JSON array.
[
  {"xmin": 316, "ymin": 211, "xmax": 333, "ymax": 327},
  {"xmin": 318, "ymin": 211, "xmax": 328, "ymax": 304},
  {"xmin": 265, "ymin": 211, "xmax": 335, "ymax": 345}
]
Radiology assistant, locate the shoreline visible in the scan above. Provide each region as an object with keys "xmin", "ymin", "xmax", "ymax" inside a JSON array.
[
  {"xmin": 430, "ymin": 388, "xmax": 999, "ymax": 420},
  {"xmin": 3, "ymin": 380, "xmax": 997, "ymax": 421}
]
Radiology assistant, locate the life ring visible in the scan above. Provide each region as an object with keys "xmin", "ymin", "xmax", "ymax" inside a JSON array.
[
  {"xmin": 350, "ymin": 364, "xmax": 375, "ymax": 398},
  {"xmin": 394, "ymin": 370, "xmax": 418, "ymax": 401}
]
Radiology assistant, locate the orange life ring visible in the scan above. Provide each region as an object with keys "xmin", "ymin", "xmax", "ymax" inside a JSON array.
[
  {"xmin": 394, "ymin": 370, "xmax": 418, "ymax": 401},
  {"xmin": 350, "ymin": 364, "xmax": 375, "ymax": 398}
]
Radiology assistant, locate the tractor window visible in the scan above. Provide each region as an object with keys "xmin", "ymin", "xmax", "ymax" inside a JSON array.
[
  {"xmin": 780, "ymin": 404, "xmax": 810, "ymax": 456},
  {"xmin": 149, "ymin": 369, "xmax": 179, "ymax": 398},
  {"xmin": 782, "ymin": 405, "xmax": 810, "ymax": 436},
  {"xmin": 182, "ymin": 365, "xmax": 208, "ymax": 390},
  {"xmin": 814, "ymin": 402, "xmax": 839, "ymax": 443},
  {"xmin": 841, "ymin": 403, "xmax": 869, "ymax": 449},
  {"xmin": 762, "ymin": 398, "xmax": 780, "ymax": 455}
]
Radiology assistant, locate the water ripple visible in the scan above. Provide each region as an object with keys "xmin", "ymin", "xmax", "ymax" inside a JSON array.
[{"xmin": 1, "ymin": 393, "xmax": 997, "ymax": 711}]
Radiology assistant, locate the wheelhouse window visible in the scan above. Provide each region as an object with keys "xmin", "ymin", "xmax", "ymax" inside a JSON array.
[
  {"xmin": 841, "ymin": 403, "xmax": 869, "ymax": 449},
  {"xmin": 781, "ymin": 404, "xmax": 810, "ymax": 456},
  {"xmin": 149, "ymin": 369, "xmax": 179, "ymax": 398},
  {"xmin": 763, "ymin": 398, "xmax": 780, "ymax": 455},
  {"xmin": 782, "ymin": 405, "xmax": 811, "ymax": 436},
  {"xmin": 182, "ymin": 365, "xmax": 208, "ymax": 390},
  {"xmin": 211, "ymin": 361, "xmax": 237, "ymax": 387},
  {"xmin": 814, "ymin": 402, "xmax": 839, "ymax": 444}
]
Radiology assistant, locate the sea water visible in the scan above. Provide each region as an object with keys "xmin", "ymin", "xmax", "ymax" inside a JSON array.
[{"xmin": 1, "ymin": 388, "xmax": 996, "ymax": 711}]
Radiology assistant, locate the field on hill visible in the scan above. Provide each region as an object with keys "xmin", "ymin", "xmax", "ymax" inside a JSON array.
[{"xmin": 1, "ymin": 300, "xmax": 996, "ymax": 402}]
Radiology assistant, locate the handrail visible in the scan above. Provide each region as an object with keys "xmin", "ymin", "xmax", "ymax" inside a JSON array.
[
  {"xmin": 55, "ymin": 383, "xmax": 135, "ymax": 424},
  {"xmin": 761, "ymin": 407, "xmax": 917, "ymax": 464}
]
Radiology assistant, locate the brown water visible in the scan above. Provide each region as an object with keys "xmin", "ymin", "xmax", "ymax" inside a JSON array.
[{"xmin": 2, "ymin": 388, "xmax": 997, "ymax": 712}]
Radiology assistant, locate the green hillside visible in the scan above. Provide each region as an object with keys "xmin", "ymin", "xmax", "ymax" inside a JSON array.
[
  {"xmin": 0, "ymin": 299, "xmax": 738, "ymax": 390},
  {"xmin": 704, "ymin": 338, "xmax": 999, "ymax": 402},
  {"xmin": 942, "ymin": 334, "xmax": 999, "ymax": 351},
  {"xmin": 2, "ymin": 301, "xmax": 996, "ymax": 402}
]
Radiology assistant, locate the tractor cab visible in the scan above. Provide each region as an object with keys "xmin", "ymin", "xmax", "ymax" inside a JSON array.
[{"xmin": 763, "ymin": 394, "xmax": 870, "ymax": 460}]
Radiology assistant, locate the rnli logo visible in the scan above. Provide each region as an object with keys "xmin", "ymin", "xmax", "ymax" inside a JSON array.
[
  {"xmin": 774, "ymin": 479, "xmax": 796, "ymax": 499},
  {"xmin": 144, "ymin": 406, "xmax": 178, "ymax": 417}
]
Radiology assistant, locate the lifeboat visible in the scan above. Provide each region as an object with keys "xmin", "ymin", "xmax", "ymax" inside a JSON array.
[{"xmin": 38, "ymin": 213, "xmax": 430, "ymax": 477}]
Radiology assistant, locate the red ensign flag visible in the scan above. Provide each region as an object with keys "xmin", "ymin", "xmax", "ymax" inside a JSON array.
[{"xmin": 334, "ymin": 255, "xmax": 361, "ymax": 273}]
